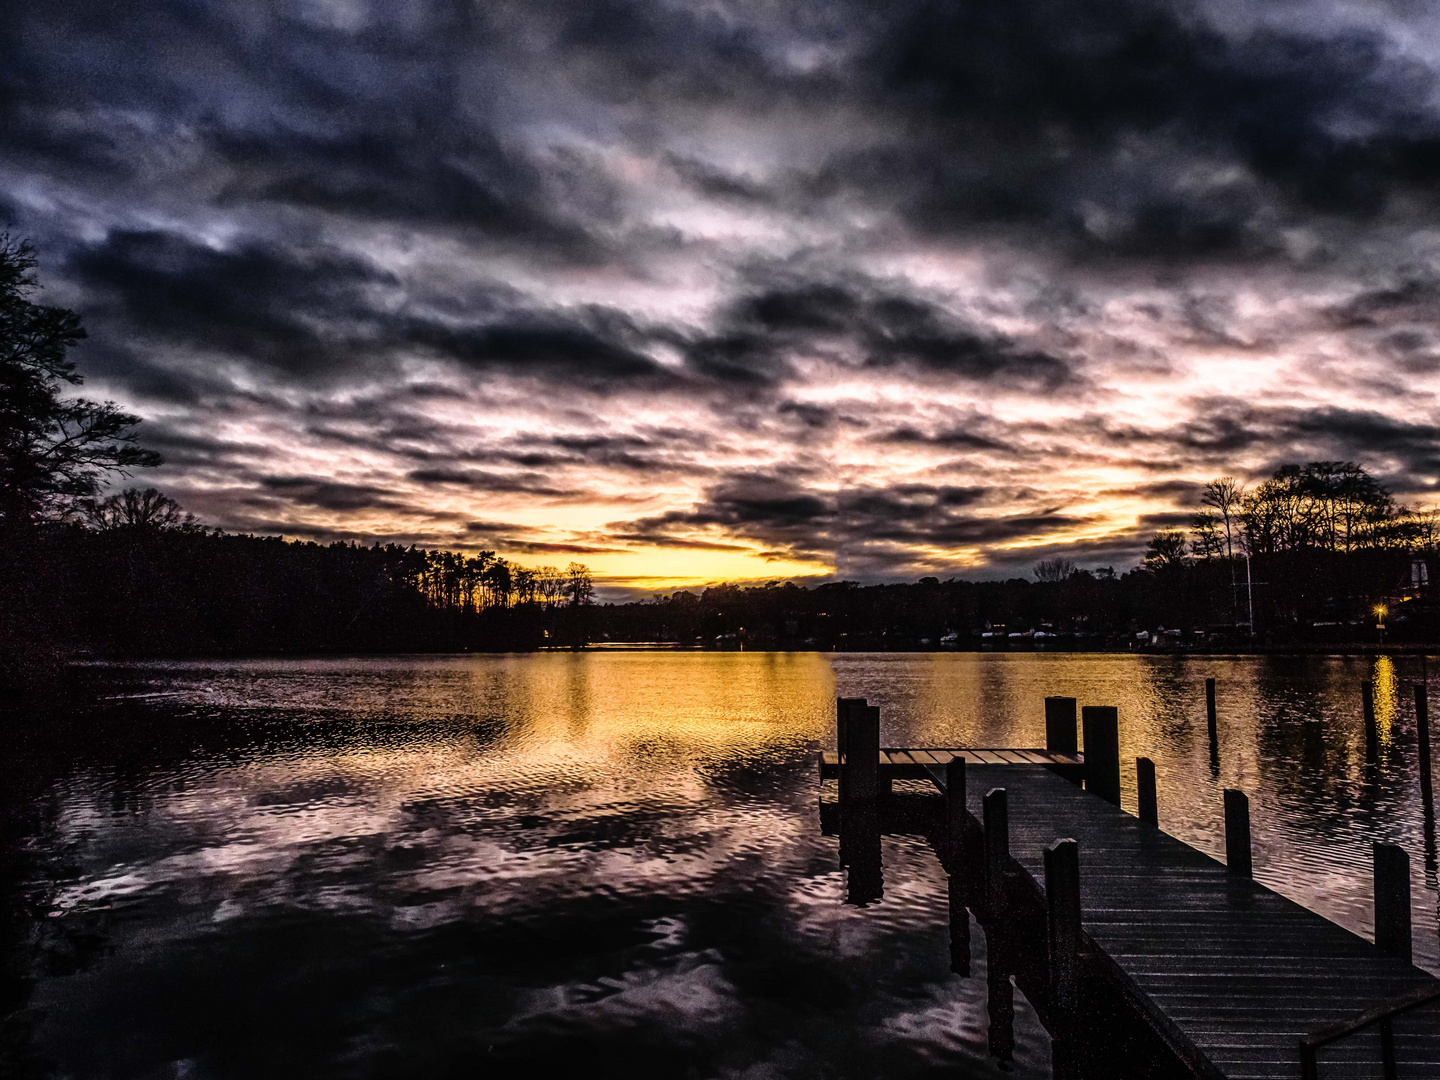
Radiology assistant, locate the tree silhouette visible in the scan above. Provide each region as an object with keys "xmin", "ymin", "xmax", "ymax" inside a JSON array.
[
  {"xmin": 0, "ymin": 235, "xmax": 159, "ymax": 527},
  {"xmin": 80, "ymin": 487, "xmax": 198, "ymax": 532}
]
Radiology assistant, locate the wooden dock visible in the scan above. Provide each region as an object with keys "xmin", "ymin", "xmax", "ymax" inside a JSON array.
[
  {"xmin": 818, "ymin": 746, "xmax": 1084, "ymax": 782},
  {"xmin": 821, "ymin": 696, "xmax": 1440, "ymax": 1079}
]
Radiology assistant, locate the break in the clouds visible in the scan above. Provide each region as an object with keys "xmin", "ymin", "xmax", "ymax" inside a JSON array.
[{"xmin": 5, "ymin": 0, "xmax": 1440, "ymax": 591}]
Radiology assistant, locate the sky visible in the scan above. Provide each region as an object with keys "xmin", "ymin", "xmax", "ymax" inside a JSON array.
[{"xmin": 5, "ymin": 0, "xmax": 1440, "ymax": 596}]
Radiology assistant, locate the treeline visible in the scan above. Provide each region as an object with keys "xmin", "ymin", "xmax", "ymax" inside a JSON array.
[
  {"xmin": 1143, "ymin": 463, "xmax": 1439, "ymax": 635},
  {"xmin": 594, "ymin": 462, "xmax": 1439, "ymax": 650},
  {"xmin": 7, "ymin": 489, "xmax": 596, "ymax": 685}
]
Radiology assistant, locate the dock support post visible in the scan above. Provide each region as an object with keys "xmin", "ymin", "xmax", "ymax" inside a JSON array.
[
  {"xmin": 1417, "ymin": 683, "xmax": 1431, "ymax": 799},
  {"xmin": 1224, "ymin": 788, "xmax": 1252, "ymax": 877},
  {"xmin": 946, "ymin": 756, "xmax": 970, "ymax": 975},
  {"xmin": 945, "ymin": 757, "xmax": 967, "ymax": 860},
  {"xmin": 984, "ymin": 788, "xmax": 1009, "ymax": 919},
  {"xmin": 844, "ymin": 801, "xmax": 883, "ymax": 906},
  {"xmin": 836, "ymin": 698, "xmax": 865, "ymax": 805},
  {"xmin": 984, "ymin": 924, "xmax": 1015, "ymax": 1066},
  {"xmin": 846, "ymin": 703, "xmax": 880, "ymax": 804},
  {"xmin": 1363, "ymin": 681, "xmax": 1379, "ymax": 762},
  {"xmin": 1045, "ymin": 838, "xmax": 1082, "ymax": 1080},
  {"xmin": 836, "ymin": 698, "xmax": 862, "ymax": 866},
  {"xmin": 982, "ymin": 787, "xmax": 1015, "ymax": 1065},
  {"xmin": 1373, "ymin": 842, "xmax": 1412, "ymax": 963},
  {"xmin": 1136, "ymin": 757, "xmax": 1157, "ymax": 826},
  {"xmin": 1045, "ymin": 696, "xmax": 1078, "ymax": 756},
  {"xmin": 1081, "ymin": 706, "xmax": 1120, "ymax": 806},
  {"xmin": 1206, "ymin": 677, "xmax": 1217, "ymax": 745},
  {"xmin": 948, "ymin": 874, "xmax": 971, "ymax": 976}
]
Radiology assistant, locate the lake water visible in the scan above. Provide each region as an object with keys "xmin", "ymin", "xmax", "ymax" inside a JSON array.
[{"xmin": 4, "ymin": 651, "xmax": 1438, "ymax": 1078}]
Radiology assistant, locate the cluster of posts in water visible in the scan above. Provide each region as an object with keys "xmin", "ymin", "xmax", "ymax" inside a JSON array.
[{"xmin": 819, "ymin": 680, "xmax": 1440, "ymax": 1080}]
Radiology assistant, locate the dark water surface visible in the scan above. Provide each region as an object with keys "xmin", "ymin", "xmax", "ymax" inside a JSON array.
[{"xmin": 4, "ymin": 652, "xmax": 1439, "ymax": 1078}]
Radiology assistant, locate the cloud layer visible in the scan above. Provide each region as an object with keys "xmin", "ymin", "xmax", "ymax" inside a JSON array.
[{"xmin": 5, "ymin": 0, "xmax": 1440, "ymax": 591}]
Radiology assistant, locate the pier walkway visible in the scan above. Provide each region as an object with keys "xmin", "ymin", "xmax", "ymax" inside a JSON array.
[
  {"xmin": 822, "ymin": 696, "xmax": 1440, "ymax": 1079},
  {"xmin": 940, "ymin": 762, "xmax": 1436, "ymax": 1079}
]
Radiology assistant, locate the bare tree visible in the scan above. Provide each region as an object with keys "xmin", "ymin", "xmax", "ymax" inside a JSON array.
[
  {"xmin": 1143, "ymin": 530, "xmax": 1189, "ymax": 574},
  {"xmin": 1033, "ymin": 557, "xmax": 1076, "ymax": 583},
  {"xmin": 1202, "ymin": 476, "xmax": 1246, "ymax": 623},
  {"xmin": 81, "ymin": 487, "xmax": 196, "ymax": 531},
  {"xmin": 565, "ymin": 562, "xmax": 593, "ymax": 607},
  {"xmin": 1189, "ymin": 509, "xmax": 1223, "ymax": 560}
]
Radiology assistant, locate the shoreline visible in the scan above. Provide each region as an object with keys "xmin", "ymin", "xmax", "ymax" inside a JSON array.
[{"xmin": 60, "ymin": 642, "xmax": 1440, "ymax": 661}]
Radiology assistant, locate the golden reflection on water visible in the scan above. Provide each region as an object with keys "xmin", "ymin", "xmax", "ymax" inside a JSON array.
[
  {"xmin": 1374, "ymin": 655, "xmax": 1399, "ymax": 745},
  {"xmin": 833, "ymin": 651, "xmax": 1440, "ymax": 972},
  {"xmin": 16, "ymin": 650, "xmax": 1440, "ymax": 1080}
]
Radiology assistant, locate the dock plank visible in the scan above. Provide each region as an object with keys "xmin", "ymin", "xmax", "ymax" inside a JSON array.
[{"xmin": 946, "ymin": 763, "xmax": 1438, "ymax": 1080}]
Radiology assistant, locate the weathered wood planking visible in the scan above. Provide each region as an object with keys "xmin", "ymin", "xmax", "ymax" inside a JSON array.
[
  {"xmin": 923, "ymin": 762, "xmax": 1440, "ymax": 1080},
  {"xmin": 818, "ymin": 747, "xmax": 1084, "ymax": 782}
]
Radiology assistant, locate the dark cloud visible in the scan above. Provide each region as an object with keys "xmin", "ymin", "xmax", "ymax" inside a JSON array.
[
  {"xmin": 1098, "ymin": 479, "xmax": 1206, "ymax": 505},
  {"xmin": 689, "ymin": 279, "xmax": 1076, "ymax": 389},
  {"xmin": 857, "ymin": 0, "xmax": 1440, "ymax": 254},
  {"xmin": 258, "ymin": 476, "xmax": 408, "ymax": 513},
  {"xmin": 875, "ymin": 426, "xmax": 1010, "ymax": 452},
  {"xmin": 408, "ymin": 469, "xmax": 587, "ymax": 500},
  {"xmin": 67, "ymin": 229, "xmax": 395, "ymax": 375},
  {"xmin": 618, "ymin": 473, "xmax": 1089, "ymax": 572},
  {"xmin": 63, "ymin": 227, "xmax": 682, "ymax": 390},
  {"xmin": 406, "ymin": 319, "xmax": 668, "ymax": 385}
]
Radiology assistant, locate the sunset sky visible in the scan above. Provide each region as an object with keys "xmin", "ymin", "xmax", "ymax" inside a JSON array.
[{"xmin": 5, "ymin": 0, "xmax": 1440, "ymax": 594}]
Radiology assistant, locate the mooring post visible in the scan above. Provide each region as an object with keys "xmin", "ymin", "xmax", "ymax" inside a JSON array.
[
  {"xmin": 1045, "ymin": 696, "xmax": 1078, "ymax": 756},
  {"xmin": 1417, "ymin": 683, "xmax": 1432, "ymax": 798},
  {"xmin": 945, "ymin": 756, "xmax": 967, "ymax": 857},
  {"xmin": 1363, "ymin": 681, "xmax": 1379, "ymax": 762},
  {"xmin": 1045, "ymin": 838, "xmax": 1082, "ymax": 1080},
  {"xmin": 984, "ymin": 788, "xmax": 1009, "ymax": 920},
  {"xmin": 846, "ymin": 703, "xmax": 880, "ymax": 803},
  {"xmin": 845, "ymin": 800, "xmax": 884, "ymax": 906},
  {"xmin": 836, "ymin": 698, "xmax": 862, "ymax": 866},
  {"xmin": 1081, "ymin": 706, "xmax": 1120, "ymax": 806},
  {"xmin": 1136, "ymin": 757, "xmax": 1157, "ymax": 826},
  {"xmin": 1373, "ymin": 842, "xmax": 1412, "ymax": 963},
  {"xmin": 982, "ymin": 790, "xmax": 1015, "ymax": 1068},
  {"xmin": 945, "ymin": 755, "xmax": 971, "ymax": 974},
  {"xmin": 948, "ymin": 871, "xmax": 971, "ymax": 976},
  {"xmin": 1205, "ymin": 677, "xmax": 1217, "ymax": 747},
  {"xmin": 836, "ymin": 697, "xmax": 865, "ymax": 805},
  {"xmin": 984, "ymin": 923, "xmax": 1016, "ymax": 1066},
  {"xmin": 1224, "ymin": 788, "xmax": 1252, "ymax": 877}
]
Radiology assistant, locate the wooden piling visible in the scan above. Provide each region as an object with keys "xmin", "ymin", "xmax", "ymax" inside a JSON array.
[
  {"xmin": 982, "ymin": 788, "xmax": 1014, "ymax": 1066},
  {"xmin": 846, "ymin": 703, "xmax": 880, "ymax": 803},
  {"xmin": 948, "ymin": 874, "xmax": 970, "ymax": 976},
  {"xmin": 1223, "ymin": 788, "xmax": 1252, "ymax": 878},
  {"xmin": 1363, "ymin": 681, "xmax": 1379, "ymax": 762},
  {"xmin": 984, "ymin": 788, "xmax": 1009, "ymax": 918},
  {"xmin": 1136, "ymin": 757, "xmax": 1157, "ymax": 826},
  {"xmin": 945, "ymin": 756, "xmax": 967, "ymax": 853},
  {"xmin": 844, "ymin": 801, "xmax": 883, "ymax": 906},
  {"xmin": 1205, "ymin": 678, "xmax": 1217, "ymax": 747},
  {"xmin": 1417, "ymin": 683, "xmax": 1431, "ymax": 797},
  {"xmin": 945, "ymin": 755, "xmax": 971, "ymax": 975},
  {"xmin": 1373, "ymin": 842, "xmax": 1412, "ymax": 963},
  {"xmin": 1045, "ymin": 696, "xmax": 1078, "ymax": 756},
  {"xmin": 1045, "ymin": 838, "xmax": 1082, "ymax": 1080},
  {"xmin": 836, "ymin": 697, "xmax": 865, "ymax": 804},
  {"xmin": 1082, "ymin": 706, "xmax": 1121, "ymax": 807},
  {"xmin": 985, "ymin": 925, "xmax": 1015, "ymax": 1065}
]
